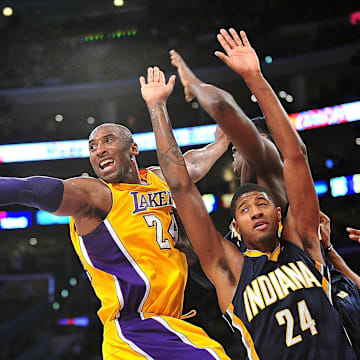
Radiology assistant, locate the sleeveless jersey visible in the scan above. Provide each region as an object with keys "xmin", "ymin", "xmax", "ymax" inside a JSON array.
[
  {"xmin": 224, "ymin": 240, "xmax": 356, "ymax": 359},
  {"xmin": 69, "ymin": 169, "xmax": 188, "ymax": 324}
]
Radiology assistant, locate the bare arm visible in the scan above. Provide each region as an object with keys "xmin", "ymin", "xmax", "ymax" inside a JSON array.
[
  {"xmin": 149, "ymin": 125, "xmax": 229, "ymax": 183},
  {"xmin": 170, "ymin": 49, "xmax": 286, "ymax": 210},
  {"xmin": 320, "ymin": 212, "xmax": 360, "ymax": 291},
  {"xmin": 0, "ymin": 175, "xmax": 111, "ymax": 235},
  {"xmin": 140, "ymin": 66, "xmax": 242, "ymax": 312},
  {"xmin": 216, "ymin": 29, "xmax": 322, "ymax": 263}
]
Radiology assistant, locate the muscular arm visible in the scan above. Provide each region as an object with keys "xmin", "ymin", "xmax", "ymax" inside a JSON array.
[
  {"xmin": 140, "ymin": 66, "xmax": 242, "ymax": 312},
  {"xmin": 0, "ymin": 175, "xmax": 111, "ymax": 235},
  {"xmin": 149, "ymin": 125, "xmax": 229, "ymax": 183},
  {"xmin": 170, "ymin": 49, "xmax": 286, "ymax": 210},
  {"xmin": 216, "ymin": 29, "xmax": 321, "ymax": 263}
]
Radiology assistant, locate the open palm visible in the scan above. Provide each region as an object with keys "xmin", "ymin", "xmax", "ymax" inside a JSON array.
[
  {"xmin": 215, "ymin": 29, "xmax": 260, "ymax": 78},
  {"xmin": 140, "ymin": 66, "xmax": 176, "ymax": 104}
]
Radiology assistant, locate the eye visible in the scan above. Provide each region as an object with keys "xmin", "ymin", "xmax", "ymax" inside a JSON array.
[
  {"xmin": 240, "ymin": 207, "xmax": 248, "ymax": 213},
  {"xmin": 89, "ymin": 144, "xmax": 96, "ymax": 151},
  {"xmin": 105, "ymin": 137, "xmax": 113, "ymax": 143}
]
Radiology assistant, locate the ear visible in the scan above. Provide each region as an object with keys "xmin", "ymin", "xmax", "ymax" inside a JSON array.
[
  {"xmin": 276, "ymin": 207, "xmax": 282, "ymax": 222},
  {"xmin": 232, "ymin": 219, "xmax": 241, "ymax": 235},
  {"xmin": 130, "ymin": 142, "xmax": 139, "ymax": 156}
]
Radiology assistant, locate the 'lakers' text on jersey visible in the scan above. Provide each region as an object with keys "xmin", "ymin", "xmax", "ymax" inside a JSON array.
[
  {"xmin": 225, "ymin": 240, "xmax": 356, "ymax": 360},
  {"xmin": 69, "ymin": 170, "xmax": 230, "ymax": 360}
]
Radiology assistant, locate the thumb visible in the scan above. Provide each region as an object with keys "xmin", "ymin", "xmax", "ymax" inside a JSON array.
[
  {"xmin": 168, "ymin": 74, "xmax": 176, "ymax": 85},
  {"xmin": 214, "ymin": 51, "xmax": 229, "ymax": 65}
]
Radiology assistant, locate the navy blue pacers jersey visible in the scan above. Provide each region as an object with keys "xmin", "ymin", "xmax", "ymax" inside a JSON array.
[{"xmin": 224, "ymin": 240, "xmax": 356, "ymax": 359}]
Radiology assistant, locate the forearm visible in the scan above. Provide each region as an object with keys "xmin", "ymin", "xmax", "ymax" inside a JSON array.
[
  {"xmin": 183, "ymin": 140, "xmax": 228, "ymax": 183},
  {"xmin": 327, "ymin": 247, "xmax": 360, "ymax": 291},
  {"xmin": 0, "ymin": 176, "xmax": 64, "ymax": 212},
  {"xmin": 243, "ymin": 72, "xmax": 306, "ymax": 159},
  {"xmin": 147, "ymin": 101, "xmax": 191, "ymax": 191}
]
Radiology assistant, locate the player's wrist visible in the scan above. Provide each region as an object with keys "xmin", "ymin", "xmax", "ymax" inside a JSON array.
[{"xmin": 324, "ymin": 243, "xmax": 333, "ymax": 254}]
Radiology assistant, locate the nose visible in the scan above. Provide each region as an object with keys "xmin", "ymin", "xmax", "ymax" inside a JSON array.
[
  {"xmin": 95, "ymin": 142, "xmax": 108, "ymax": 157},
  {"xmin": 250, "ymin": 206, "xmax": 263, "ymax": 220}
]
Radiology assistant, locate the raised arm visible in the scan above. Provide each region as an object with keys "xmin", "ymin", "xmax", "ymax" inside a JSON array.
[
  {"xmin": 149, "ymin": 125, "xmax": 229, "ymax": 183},
  {"xmin": 216, "ymin": 29, "xmax": 321, "ymax": 262},
  {"xmin": 140, "ymin": 66, "xmax": 242, "ymax": 312},
  {"xmin": 170, "ymin": 49, "xmax": 286, "ymax": 210},
  {"xmin": 320, "ymin": 212, "xmax": 360, "ymax": 291}
]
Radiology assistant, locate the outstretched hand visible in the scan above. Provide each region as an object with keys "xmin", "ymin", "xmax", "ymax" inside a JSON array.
[
  {"xmin": 346, "ymin": 227, "xmax": 360, "ymax": 244},
  {"xmin": 140, "ymin": 66, "xmax": 176, "ymax": 105},
  {"xmin": 215, "ymin": 29, "xmax": 261, "ymax": 78}
]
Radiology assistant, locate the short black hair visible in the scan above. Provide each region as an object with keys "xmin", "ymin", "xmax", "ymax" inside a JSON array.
[
  {"xmin": 230, "ymin": 183, "xmax": 276, "ymax": 218},
  {"xmin": 252, "ymin": 116, "xmax": 271, "ymax": 138}
]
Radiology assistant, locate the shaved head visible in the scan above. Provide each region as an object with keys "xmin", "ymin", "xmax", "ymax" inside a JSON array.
[{"xmin": 89, "ymin": 123, "xmax": 133, "ymax": 147}]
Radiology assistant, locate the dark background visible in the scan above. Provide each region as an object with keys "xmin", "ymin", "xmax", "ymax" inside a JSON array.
[{"xmin": 0, "ymin": 0, "xmax": 359, "ymax": 359}]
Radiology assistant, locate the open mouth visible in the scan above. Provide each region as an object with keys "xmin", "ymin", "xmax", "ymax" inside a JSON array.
[
  {"xmin": 253, "ymin": 221, "xmax": 268, "ymax": 231},
  {"xmin": 99, "ymin": 158, "xmax": 115, "ymax": 171}
]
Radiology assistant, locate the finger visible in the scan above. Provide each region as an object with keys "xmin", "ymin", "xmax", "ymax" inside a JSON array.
[
  {"xmin": 168, "ymin": 74, "xmax": 176, "ymax": 87},
  {"xmin": 349, "ymin": 234, "xmax": 360, "ymax": 243},
  {"xmin": 153, "ymin": 66, "xmax": 160, "ymax": 82},
  {"xmin": 220, "ymin": 28, "xmax": 236, "ymax": 49},
  {"xmin": 184, "ymin": 88, "xmax": 193, "ymax": 102},
  {"xmin": 346, "ymin": 227, "xmax": 360, "ymax": 234},
  {"xmin": 139, "ymin": 76, "xmax": 146, "ymax": 86},
  {"xmin": 216, "ymin": 34, "xmax": 232, "ymax": 54},
  {"xmin": 229, "ymin": 28, "xmax": 243, "ymax": 46},
  {"xmin": 147, "ymin": 67, "xmax": 154, "ymax": 83},
  {"xmin": 214, "ymin": 50, "xmax": 229, "ymax": 64},
  {"xmin": 240, "ymin": 30, "xmax": 251, "ymax": 47},
  {"xmin": 159, "ymin": 70, "xmax": 166, "ymax": 84}
]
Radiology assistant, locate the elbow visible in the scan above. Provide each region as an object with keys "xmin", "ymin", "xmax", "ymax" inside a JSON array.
[{"xmin": 166, "ymin": 176, "xmax": 192, "ymax": 195}]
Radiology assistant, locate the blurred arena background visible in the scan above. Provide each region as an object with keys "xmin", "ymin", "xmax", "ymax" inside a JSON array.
[{"xmin": 0, "ymin": 0, "xmax": 359, "ymax": 358}]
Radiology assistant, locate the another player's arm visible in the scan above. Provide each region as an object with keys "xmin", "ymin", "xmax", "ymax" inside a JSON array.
[
  {"xmin": 216, "ymin": 29, "xmax": 321, "ymax": 263},
  {"xmin": 320, "ymin": 213, "xmax": 360, "ymax": 291},
  {"xmin": 140, "ymin": 67, "xmax": 242, "ymax": 312},
  {"xmin": 170, "ymin": 49, "xmax": 284, "ymax": 193},
  {"xmin": 149, "ymin": 125, "xmax": 230, "ymax": 183}
]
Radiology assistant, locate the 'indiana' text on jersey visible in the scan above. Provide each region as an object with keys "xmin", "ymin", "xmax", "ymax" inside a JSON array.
[
  {"xmin": 244, "ymin": 261, "xmax": 322, "ymax": 322},
  {"xmin": 130, "ymin": 190, "xmax": 173, "ymax": 214},
  {"xmin": 225, "ymin": 241, "xmax": 356, "ymax": 359}
]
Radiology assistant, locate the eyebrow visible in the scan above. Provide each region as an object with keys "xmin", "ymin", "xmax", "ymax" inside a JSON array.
[{"xmin": 89, "ymin": 133, "xmax": 115, "ymax": 144}]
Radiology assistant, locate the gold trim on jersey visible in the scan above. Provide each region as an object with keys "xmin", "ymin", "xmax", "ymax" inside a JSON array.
[
  {"xmin": 244, "ymin": 244, "xmax": 281, "ymax": 261},
  {"xmin": 226, "ymin": 304, "xmax": 260, "ymax": 360}
]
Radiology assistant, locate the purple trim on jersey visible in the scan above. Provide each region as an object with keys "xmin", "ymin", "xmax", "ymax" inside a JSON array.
[
  {"xmin": 119, "ymin": 317, "xmax": 220, "ymax": 360},
  {"xmin": 82, "ymin": 221, "xmax": 147, "ymax": 319}
]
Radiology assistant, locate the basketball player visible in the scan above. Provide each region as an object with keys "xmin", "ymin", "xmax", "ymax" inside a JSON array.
[
  {"xmin": 0, "ymin": 124, "xmax": 231, "ymax": 359},
  {"xmin": 139, "ymin": 32, "xmax": 356, "ymax": 359},
  {"xmin": 171, "ymin": 30, "xmax": 360, "ymax": 357}
]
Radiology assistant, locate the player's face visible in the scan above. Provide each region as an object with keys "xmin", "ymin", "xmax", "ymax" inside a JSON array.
[
  {"xmin": 88, "ymin": 125, "xmax": 138, "ymax": 183},
  {"xmin": 233, "ymin": 191, "xmax": 281, "ymax": 251},
  {"xmin": 232, "ymin": 146, "xmax": 244, "ymax": 178}
]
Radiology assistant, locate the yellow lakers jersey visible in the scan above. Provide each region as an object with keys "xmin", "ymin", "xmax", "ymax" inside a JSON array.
[{"xmin": 69, "ymin": 169, "xmax": 188, "ymax": 325}]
